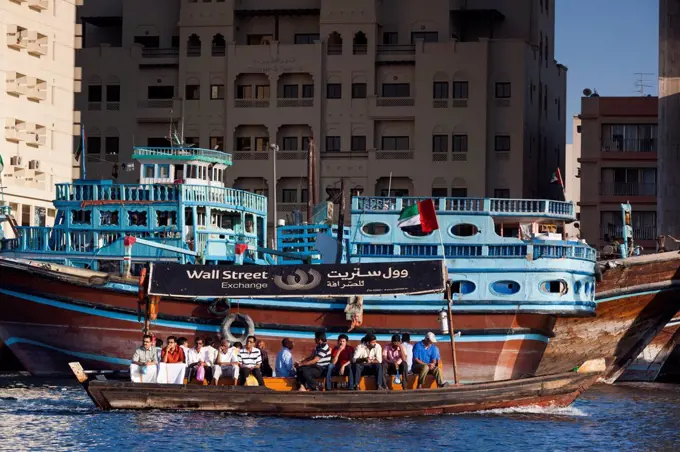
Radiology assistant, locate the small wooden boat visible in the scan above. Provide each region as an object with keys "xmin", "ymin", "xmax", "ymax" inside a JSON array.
[{"xmin": 69, "ymin": 362, "xmax": 599, "ymax": 418}]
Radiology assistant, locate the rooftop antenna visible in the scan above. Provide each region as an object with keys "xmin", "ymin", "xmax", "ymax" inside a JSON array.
[{"xmin": 634, "ymin": 72, "xmax": 654, "ymax": 96}]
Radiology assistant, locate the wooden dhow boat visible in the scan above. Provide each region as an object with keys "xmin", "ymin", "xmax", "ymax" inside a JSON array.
[{"xmin": 69, "ymin": 362, "xmax": 600, "ymax": 418}]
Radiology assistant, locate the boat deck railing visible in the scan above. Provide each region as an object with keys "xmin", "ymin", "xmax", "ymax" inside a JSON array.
[
  {"xmin": 352, "ymin": 197, "xmax": 575, "ymax": 220},
  {"xmin": 132, "ymin": 146, "xmax": 233, "ymax": 165},
  {"xmin": 54, "ymin": 184, "xmax": 267, "ymax": 214}
]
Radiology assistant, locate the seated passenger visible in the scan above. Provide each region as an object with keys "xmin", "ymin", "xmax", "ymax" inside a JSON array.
[
  {"xmin": 186, "ymin": 337, "xmax": 215, "ymax": 383},
  {"xmin": 155, "ymin": 338, "xmax": 163, "ymax": 362},
  {"xmin": 161, "ymin": 336, "xmax": 186, "ymax": 364},
  {"xmin": 237, "ymin": 335, "xmax": 266, "ymax": 386},
  {"xmin": 351, "ymin": 334, "xmax": 384, "ymax": 390},
  {"xmin": 205, "ymin": 337, "xmax": 219, "ymax": 363},
  {"xmin": 257, "ymin": 340, "xmax": 273, "ymax": 377},
  {"xmin": 295, "ymin": 331, "xmax": 331, "ymax": 391},
  {"xmin": 326, "ymin": 334, "xmax": 354, "ymax": 390},
  {"xmin": 212, "ymin": 339, "xmax": 241, "ymax": 384},
  {"xmin": 275, "ymin": 338, "xmax": 296, "ymax": 377},
  {"xmin": 382, "ymin": 334, "xmax": 409, "ymax": 390},
  {"xmin": 411, "ymin": 332, "xmax": 448, "ymax": 389},
  {"xmin": 158, "ymin": 336, "xmax": 186, "ymax": 384},
  {"xmin": 401, "ymin": 333, "xmax": 413, "ymax": 371},
  {"xmin": 130, "ymin": 334, "xmax": 158, "ymax": 383},
  {"xmin": 177, "ymin": 337, "xmax": 189, "ymax": 362}
]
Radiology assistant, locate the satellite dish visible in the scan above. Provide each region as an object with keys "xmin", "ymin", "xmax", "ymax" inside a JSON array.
[{"xmin": 583, "ymin": 88, "xmax": 592, "ymax": 97}]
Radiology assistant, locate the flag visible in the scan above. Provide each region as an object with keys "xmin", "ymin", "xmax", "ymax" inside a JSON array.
[
  {"xmin": 397, "ymin": 199, "xmax": 439, "ymax": 233},
  {"xmin": 0, "ymin": 154, "xmax": 4, "ymax": 173},
  {"xmin": 550, "ymin": 167, "xmax": 564, "ymax": 188}
]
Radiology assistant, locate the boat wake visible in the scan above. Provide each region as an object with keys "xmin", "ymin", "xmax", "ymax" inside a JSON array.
[{"xmin": 474, "ymin": 405, "xmax": 589, "ymax": 417}]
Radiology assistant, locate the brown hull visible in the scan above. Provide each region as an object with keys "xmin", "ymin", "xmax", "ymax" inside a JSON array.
[
  {"xmin": 76, "ymin": 368, "xmax": 599, "ymax": 417},
  {"xmin": 537, "ymin": 252, "xmax": 680, "ymax": 382},
  {"xmin": 0, "ymin": 259, "xmax": 553, "ymax": 383},
  {"xmin": 618, "ymin": 317, "xmax": 680, "ymax": 381}
]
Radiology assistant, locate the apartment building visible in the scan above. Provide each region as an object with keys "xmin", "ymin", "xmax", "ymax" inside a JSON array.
[
  {"xmin": 1, "ymin": 0, "xmax": 79, "ymax": 235},
  {"xmin": 76, "ymin": 0, "xmax": 566, "ymax": 225},
  {"xmin": 578, "ymin": 96, "xmax": 658, "ymax": 251}
]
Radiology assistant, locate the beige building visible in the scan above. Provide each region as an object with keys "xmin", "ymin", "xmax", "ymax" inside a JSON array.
[
  {"xmin": 76, "ymin": 0, "xmax": 566, "ymax": 226},
  {"xmin": 1, "ymin": 0, "xmax": 79, "ymax": 234},
  {"xmin": 578, "ymin": 96, "xmax": 658, "ymax": 251}
]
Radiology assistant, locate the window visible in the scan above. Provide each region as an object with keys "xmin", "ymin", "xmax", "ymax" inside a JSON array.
[
  {"xmin": 382, "ymin": 136, "xmax": 409, "ymax": 150},
  {"xmin": 105, "ymin": 137, "xmax": 119, "ymax": 155},
  {"xmin": 383, "ymin": 32, "xmax": 398, "ymax": 45},
  {"xmin": 133, "ymin": 36, "xmax": 159, "ymax": 48},
  {"xmin": 143, "ymin": 164, "xmax": 155, "ymax": 178},
  {"xmin": 236, "ymin": 137, "xmax": 251, "ymax": 151},
  {"xmin": 247, "ymin": 34, "xmax": 273, "ymax": 45},
  {"xmin": 88, "ymin": 85, "xmax": 102, "ymax": 102},
  {"xmin": 294, "ymin": 34, "xmax": 319, "ymax": 44},
  {"xmin": 282, "ymin": 137, "xmax": 298, "ymax": 151},
  {"xmin": 210, "ymin": 136, "xmax": 224, "ymax": 150},
  {"xmin": 326, "ymin": 136, "xmax": 341, "ymax": 151},
  {"xmin": 495, "ymin": 82, "xmax": 511, "ymax": 98},
  {"xmin": 148, "ymin": 86, "xmax": 174, "ymax": 99},
  {"xmin": 302, "ymin": 84, "xmax": 314, "ymax": 98},
  {"xmin": 236, "ymin": 85, "xmax": 252, "ymax": 99},
  {"xmin": 185, "ymin": 85, "xmax": 200, "ymax": 100},
  {"xmin": 210, "ymin": 85, "xmax": 224, "ymax": 100},
  {"xmin": 129, "ymin": 211, "xmax": 148, "ymax": 226},
  {"xmin": 495, "ymin": 135, "xmax": 511, "ymax": 152},
  {"xmin": 255, "ymin": 137, "xmax": 269, "ymax": 151},
  {"xmin": 106, "ymin": 85, "xmax": 120, "ymax": 102},
  {"xmin": 494, "ymin": 189, "xmax": 510, "ymax": 198},
  {"xmin": 100, "ymin": 211, "xmax": 119, "ymax": 226},
  {"xmin": 72, "ymin": 210, "xmax": 91, "ymax": 225},
  {"xmin": 256, "ymin": 85, "xmax": 270, "ymax": 99},
  {"xmin": 432, "ymin": 188, "xmax": 447, "ymax": 198},
  {"xmin": 432, "ymin": 135, "xmax": 448, "ymax": 153},
  {"xmin": 158, "ymin": 164, "xmax": 170, "ymax": 178},
  {"xmin": 433, "ymin": 82, "xmax": 448, "ymax": 99},
  {"xmin": 87, "ymin": 137, "xmax": 101, "ymax": 154},
  {"xmin": 157, "ymin": 210, "xmax": 177, "ymax": 226},
  {"xmin": 411, "ymin": 32, "xmax": 438, "ymax": 43},
  {"xmin": 301, "ymin": 189, "xmax": 309, "ymax": 203},
  {"xmin": 302, "ymin": 137, "xmax": 311, "ymax": 150},
  {"xmin": 282, "ymin": 189, "xmax": 297, "ymax": 203},
  {"xmin": 601, "ymin": 168, "xmax": 657, "ymax": 196},
  {"xmin": 282, "ymin": 84, "xmax": 299, "ymax": 98},
  {"xmin": 601, "ymin": 211, "xmax": 656, "ymax": 240},
  {"xmin": 453, "ymin": 135, "xmax": 468, "ymax": 152},
  {"xmin": 382, "ymin": 83, "xmax": 410, "ymax": 97},
  {"xmin": 352, "ymin": 83, "xmax": 367, "ymax": 99},
  {"xmin": 602, "ymin": 124, "xmax": 658, "ymax": 152},
  {"xmin": 452, "ymin": 81, "xmax": 468, "ymax": 99},
  {"xmin": 451, "ymin": 188, "xmax": 468, "ymax": 198},
  {"xmin": 326, "ymin": 83, "xmax": 342, "ymax": 99},
  {"xmin": 351, "ymin": 135, "xmax": 366, "ymax": 151}
]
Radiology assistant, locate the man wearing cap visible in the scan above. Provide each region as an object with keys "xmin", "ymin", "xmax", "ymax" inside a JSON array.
[{"xmin": 411, "ymin": 332, "xmax": 448, "ymax": 389}]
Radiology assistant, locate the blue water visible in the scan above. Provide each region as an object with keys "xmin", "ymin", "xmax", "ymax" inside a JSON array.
[{"xmin": 0, "ymin": 376, "xmax": 679, "ymax": 451}]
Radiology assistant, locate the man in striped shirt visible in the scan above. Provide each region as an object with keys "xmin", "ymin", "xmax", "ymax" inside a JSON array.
[
  {"xmin": 295, "ymin": 331, "xmax": 331, "ymax": 391},
  {"xmin": 237, "ymin": 335, "xmax": 265, "ymax": 386}
]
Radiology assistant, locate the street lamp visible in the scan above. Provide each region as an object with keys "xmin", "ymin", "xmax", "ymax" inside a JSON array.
[{"xmin": 270, "ymin": 143, "xmax": 279, "ymax": 250}]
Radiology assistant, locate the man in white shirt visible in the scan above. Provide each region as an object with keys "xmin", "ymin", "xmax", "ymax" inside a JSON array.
[
  {"xmin": 186, "ymin": 337, "xmax": 215, "ymax": 382},
  {"xmin": 212, "ymin": 339, "xmax": 241, "ymax": 384},
  {"xmin": 351, "ymin": 334, "xmax": 384, "ymax": 390},
  {"xmin": 401, "ymin": 333, "xmax": 413, "ymax": 371}
]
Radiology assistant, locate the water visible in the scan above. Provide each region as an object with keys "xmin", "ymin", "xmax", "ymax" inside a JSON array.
[{"xmin": 1, "ymin": 376, "xmax": 679, "ymax": 451}]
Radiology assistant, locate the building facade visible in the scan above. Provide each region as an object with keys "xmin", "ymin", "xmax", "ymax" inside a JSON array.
[
  {"xmin": 76, "ymin": 0, "xmax": 566, "ymax": 226},
  {"xmin": 1, "ymin": 0, "xmax": 79, "ymax": 235},
  {"xmin": 578, "ymin": 96, "xmax": 658, "ymax": 251}
]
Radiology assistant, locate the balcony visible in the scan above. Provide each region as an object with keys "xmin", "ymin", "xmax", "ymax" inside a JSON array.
[
  {"xmin": 27, "ymin": 0, "xmax": 49, "ymax": 11},
  {"xmin": 140, "ymin": 47, "xmax": 179, "ymax": 66},
  {"xmin": 277, "ymin": 98, "xmax": 313, "ymax": 108},
  {"xmin": 376, "ymin": 45, "xmax": 415, "ymax": 63},
  {"xmin": 601, "ymin": 225, "xmax": 657, "ymax": 241},
  {"xmin": 277, "ymin": 150, "xmax": 307, "ymax": 160},
  {"xmin": 600, "ymin": 182, "xmax": 657, "ymax": 197},
  {"xmin": 234, "ymin": 99, "xmax": 270, "ymax": 108},
  {"xmin": 375, "ymin": 150, "xmax": 414, "ymax": 160},
  {"xmin": 233, "ymin": 151, "xmax": 269, "ymax": 161},
  {"xmin": 602, "ymin": 138, "xmax": 656, "ymax": 153},
  {"xmin": 375, "ymin": 98, "xmax": 414, "ymax": 107}
]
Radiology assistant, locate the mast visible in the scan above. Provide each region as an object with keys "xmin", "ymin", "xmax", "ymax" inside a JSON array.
[
  {"xmin": 336, "ymin": 178, "xmax": 346, "ymax": 263},
  {"xmin": 307, "ymin": 138, "xmax": 313, "ymax": 224},
  {"xmin": 311, "ymin": 138, "xmax": 318, "ymax": 206},
  {"xmin": 80, "ymin": 124, "xmax": 86, "ymax": 180}
]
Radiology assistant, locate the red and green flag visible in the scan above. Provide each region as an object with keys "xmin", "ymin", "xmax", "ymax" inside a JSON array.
[{"xmin": 397, "ymin": 199, "xmax": 439, "ymax": 233}]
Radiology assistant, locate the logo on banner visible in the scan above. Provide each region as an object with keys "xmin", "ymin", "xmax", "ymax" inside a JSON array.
[{"xmin": 274, "ymin": 269, "xmax": 322, "ymax": 291}]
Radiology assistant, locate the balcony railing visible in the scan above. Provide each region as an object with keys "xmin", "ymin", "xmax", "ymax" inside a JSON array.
[
  {"xmin": 138, "ymin": 99, "xmax": 173, "ymax": 108},
  {"xmin": 376, "ymin": 150, "xmax": 414, "ymax": 160},
  {"xmin": 600, "ymin": 182, "xmax": 657, "ymax": 196},
  {"xmin": 376, "ymin": 98, "xmax": 415, "ymax": 107},
  {"xmin": 602, "ymin": 138, "xmax": 656, "ymax": 153},
  {"xmin": 376, "ymin": 45, "xmax": 415, "ymax": 55},
  {"xmin": 234, "ymin": 99, "xmax": 270, "ymax": 108},
  {"xmin": 132, "ymin": 146, "xmax": 232, "ymax": 165},
  {"xmin": 233, "ymin": 151, "xmax": 269, "ymax": 160},
  {"xmin": 601, "ymin": 225, "xmax": 657, "ymax": 241},
  {"xmin": 183, "ymin": 185, "xmax": 267, "ymax": 213},
  {"xmin": 141, "ymin": 48, "xmax": 179, "ymax": 58},
  {"xmin": 277, "ymin": 98, "xmax": 313, "ymax": 107}
]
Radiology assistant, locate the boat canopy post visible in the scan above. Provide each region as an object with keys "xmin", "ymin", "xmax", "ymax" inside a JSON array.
[{"xmin": 445, "ymin": 281, "xmax": 460, "ymax": 385}]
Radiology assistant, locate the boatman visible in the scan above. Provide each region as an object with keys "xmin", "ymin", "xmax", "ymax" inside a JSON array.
[{"xmin": 130, "ymin": 334, "xmax": 158, "ymax": 383}]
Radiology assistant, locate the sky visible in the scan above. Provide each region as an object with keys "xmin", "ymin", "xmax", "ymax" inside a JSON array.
[{"xmin": 555, "ymin": 0, "xmax": 659, "ymax": 143}]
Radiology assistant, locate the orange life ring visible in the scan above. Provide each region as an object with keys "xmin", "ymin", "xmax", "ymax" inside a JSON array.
[{"xmin": 138, "ymin": 267, "xmax": 147, "ymax": 303}]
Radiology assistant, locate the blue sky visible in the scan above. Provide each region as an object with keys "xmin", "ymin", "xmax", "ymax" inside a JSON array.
[{"xmin": 556, "ymin": 0, "xmax": 659, "ymax": 143}]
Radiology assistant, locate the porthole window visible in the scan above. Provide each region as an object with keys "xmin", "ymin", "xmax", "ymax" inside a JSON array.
[
  {"xmin": 451, "ymin": 223, "xmax": 479, "ymax": 237},
  {"xmin": 361, "ymin": 222, "xmax": 390, "ymax": 235},
  {"xmin": 491, "ymin": 280, "xmax": 521, "ymax": 295},
  {"xmin": 540, "ymin": 280, "xmax": 569, "ymax": 295},
  {"xmin": 450, "ymin": 280, "xmax": 476, "ymax": 295}
]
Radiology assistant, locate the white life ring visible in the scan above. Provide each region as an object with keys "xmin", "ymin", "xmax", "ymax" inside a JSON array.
[{"xmin": 220, "ymin": 313, "xmax": 255, "ymax": 344}]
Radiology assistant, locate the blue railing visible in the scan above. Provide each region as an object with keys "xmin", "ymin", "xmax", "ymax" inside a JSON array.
[
  {"xmin": 132, "ymin": 147, "xmax": 233, "ymax": 165},
  {"xmin": 56, "ymin": 183, "xmax": 180, "ymax": 203},
  {"xmin": 277, "ymin": 225, "xmax": 351, "ymax": 264},
  {"xmin": 182, "ymin": 185, "xmax": 267, "ymax": 214},
  {"xmin": 353, "ymin": 197, "xmax": 575, "ymax": 220}
]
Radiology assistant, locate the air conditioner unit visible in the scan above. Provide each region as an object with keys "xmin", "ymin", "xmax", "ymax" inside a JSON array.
[
  {"xmin": 10, "ymin": 156, "xmax": 23, "ymax": 166},
  {"xmin": 29, "ymin": 160, "xmax": 41, "ymax": 170}
]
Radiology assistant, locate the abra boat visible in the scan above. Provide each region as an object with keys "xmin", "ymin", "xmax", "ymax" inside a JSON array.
[
  {"xmin": 0, "ymin": 143, "xmax": 599, "ymax": 382},
  {"xmin": 68, "ymin": 362, "xmax": 600, "ymax": 418}
]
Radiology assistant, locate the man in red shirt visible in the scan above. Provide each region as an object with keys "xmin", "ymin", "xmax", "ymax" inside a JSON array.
[
  {"xmin": 161, "ymin": 336, "xmax": 186, "ymax": 364},
  {"xmin": 326, "ymin": 334, "xmax": 354, "ymax": 390}
]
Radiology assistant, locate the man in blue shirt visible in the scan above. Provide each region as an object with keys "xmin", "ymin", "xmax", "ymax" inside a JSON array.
[
  {"xmin": 275, "ymin": 338, "xmax": 296, "ymax": 377},
  {"xmin": 411, "ymin": 332, "xmax": 448, "ymax": 389}
]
